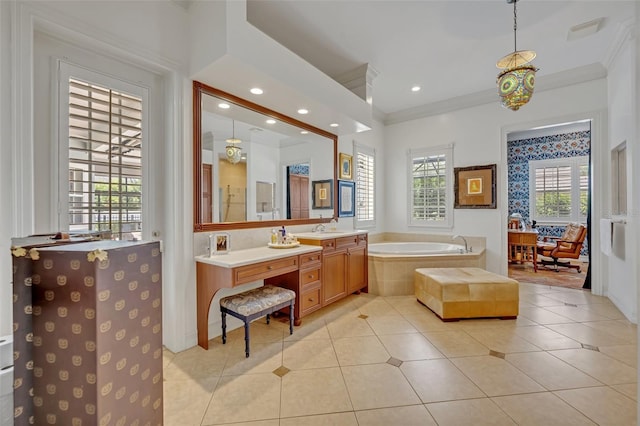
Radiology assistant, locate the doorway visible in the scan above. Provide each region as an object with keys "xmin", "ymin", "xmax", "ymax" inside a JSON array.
[
  {"xmin": 506, "ymin": 120, "xmax": 591, "ymax": 289},
  {"xmin": 286, "ymin": 163, "xmax": 310, "ymax": 219}
]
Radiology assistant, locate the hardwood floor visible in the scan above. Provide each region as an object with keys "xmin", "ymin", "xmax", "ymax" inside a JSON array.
[{"xmin": 508, "ymin": 261, "xmax": 589, "ymax": 289}]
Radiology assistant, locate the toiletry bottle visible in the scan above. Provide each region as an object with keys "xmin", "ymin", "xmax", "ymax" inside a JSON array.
[{"xmin": 271, "ymin": 229, "xmax": 277, "ymax": 244}]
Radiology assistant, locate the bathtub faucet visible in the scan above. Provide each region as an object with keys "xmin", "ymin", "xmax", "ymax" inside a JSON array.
[{"xmin": 452, "ymin": 235, "xmax": 469, "ymax": 253}]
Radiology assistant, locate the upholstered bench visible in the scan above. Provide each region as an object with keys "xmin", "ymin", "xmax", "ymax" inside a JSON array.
[
  {"xmin": 414, "ymin": 267, "xmax": 518, "ymax": 321},
  {"xmin": 220, "ymin": 285, "xmax": 296, "ymax": 357}
]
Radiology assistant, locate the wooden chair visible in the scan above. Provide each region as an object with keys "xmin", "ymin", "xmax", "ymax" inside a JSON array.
[{"xmin": 536, "ymin": 223, "xmax": 587, "ymax": 272}]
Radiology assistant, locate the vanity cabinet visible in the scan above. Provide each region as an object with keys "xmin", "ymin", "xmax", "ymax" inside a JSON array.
[
  {"xmin": 265, "ymin": 251, "xmax": 323, "ymax": 321},
  {"xmin": 298, "ymin": 233, "xmax": 368, "ymax": 306}
]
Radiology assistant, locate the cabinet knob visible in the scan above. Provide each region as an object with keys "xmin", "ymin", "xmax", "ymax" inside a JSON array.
[
  {"xmin": 268, "ymin": 266, "xmax": 273, "ymax": 270},
  {"xmin": 308, "ymin": 274, "xmax": 313, "ymax": 278},
  {"xmin": 308, "ymin": 298, "xmax": 314, "ymax": 302}
]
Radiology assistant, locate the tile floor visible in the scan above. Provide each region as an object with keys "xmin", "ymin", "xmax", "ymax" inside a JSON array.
[{"xmin": 163, "ymin": 283, "xmax": 637, "ymax": 425}]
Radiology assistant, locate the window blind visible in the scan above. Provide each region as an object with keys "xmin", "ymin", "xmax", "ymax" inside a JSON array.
[
  {"xmin": 67, "ymin": 78, "xmax": 143, "ymax": 239},
  {"xmin": 355, "ymin": 147, "xmax": 375, "ymax": 223}
]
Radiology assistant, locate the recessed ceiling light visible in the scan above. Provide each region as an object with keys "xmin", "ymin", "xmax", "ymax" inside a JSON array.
[
  {"xmin": 266, "ymin": 119, "xmax": 276, "ymax": 124},
  {"xmin": 300, "ymin": 130, "xmax": 309, "ymax": 135},
  {"xmin": 330, "ymin": 123, "xmax": 339, "ymax": 128},
  {"xmin": 218, "ymin": 103, "xmax": 230, "ymax": 109},
  {"xmin": 411, "ymin": 86, "xmax": 421, "ymax": 92},
  {"xmin": 250, "ymin": 88, "xmax": 263, "ymax": 95},
  {"xmin": 297, "ymin": 109, "xmax": 308, "ymax": 115}
]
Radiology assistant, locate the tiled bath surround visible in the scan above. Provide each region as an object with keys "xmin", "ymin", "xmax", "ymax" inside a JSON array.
[{"xmin": 367, "ymin": 233, "xmax": 486, "ymax": 296}]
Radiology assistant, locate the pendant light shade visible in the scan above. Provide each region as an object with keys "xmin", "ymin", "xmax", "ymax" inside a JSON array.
[
  {"xmin": 225, "ymin": 120, "xmax": 242, "ymax": 164},
  {"xmin": 496, "ymin": 0, "xmax": 538, "ymax": 111}
]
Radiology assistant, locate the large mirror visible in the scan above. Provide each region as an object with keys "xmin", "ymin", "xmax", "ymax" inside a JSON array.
[{"xmin": 193, "ymin": 81, "xmax": 337, "ymax": 231}]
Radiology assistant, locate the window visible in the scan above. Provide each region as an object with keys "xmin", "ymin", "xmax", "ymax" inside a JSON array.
[
  {"xmin": 59, "ymin": 63, "xmax": 147, "ymax": 240},
  {"xmin": 355, "ymin": 143, "xmax": 375, "ymax": 227},
  {"xmin": 529, "ymin": 156, "xmax": 588, "ymax": 224},
  {"xmin": 408, "ymin": 146, "xmax": 453, "ymax": 227}
]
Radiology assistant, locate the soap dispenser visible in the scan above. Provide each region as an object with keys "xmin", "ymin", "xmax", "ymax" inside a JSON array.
[
  {"xmin": 271, "ymin": 229, "xmax": 278, "ymax": 244},
  {"xmin": 329, "ymin": 218, "xmax": 337, "ymax": 232}
]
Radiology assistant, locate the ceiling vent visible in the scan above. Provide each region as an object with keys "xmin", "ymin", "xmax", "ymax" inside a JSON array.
[{"xmin": 567, "ymin": 18, "xmax": 604, "ymax": 41}]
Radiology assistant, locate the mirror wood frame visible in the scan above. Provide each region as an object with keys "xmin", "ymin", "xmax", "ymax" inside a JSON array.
[{"xmin": 193, "ymin": 80, "xmax": 338, "ymax": 232}]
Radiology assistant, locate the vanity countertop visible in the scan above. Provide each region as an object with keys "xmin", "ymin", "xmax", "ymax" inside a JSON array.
[
  {"xmin": 292, "ymin": 230, "xmax": 368, "ymax": 240},
  {"xmin": 195, "ymin": 244, "xmax": 322, "ymax": 268}
]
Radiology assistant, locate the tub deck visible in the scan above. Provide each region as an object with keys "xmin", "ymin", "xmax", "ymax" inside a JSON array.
[{"xmin": 367, "ymin": 243, "xmax": 485, "ymax": 296}]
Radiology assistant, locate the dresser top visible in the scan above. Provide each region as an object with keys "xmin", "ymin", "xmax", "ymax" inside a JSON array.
[{"xmin": 195, "ymin": 244, "xmax": 322, "ymax": 268}]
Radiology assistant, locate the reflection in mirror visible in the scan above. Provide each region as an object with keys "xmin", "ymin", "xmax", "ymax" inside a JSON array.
[
  {"xmin": 256, "ymin": 181, "xmax": 275, "ymax": 219},
  {"xmin": 194, "ymin": 81, "xmax": 338, "ymax": 231}
]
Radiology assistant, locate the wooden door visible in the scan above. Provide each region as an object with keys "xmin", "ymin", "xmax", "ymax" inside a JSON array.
[
  {"xmin": 347, "ymin": 245, "xmax": 366, "ymax": 294},
  {"xmin": 288, "ymin": 174, "xmax": 310, "ymax": 219},
  {"xmin": 202, "ymin": 164, "xmax": 213, "ymax": 223},
  {"xmin": 322, "ymin": 250, "xmax": 346, "ymax": 304},
  {"xmin": 299, "ymin": 176, "xmax": 309, "ymax": 218}
]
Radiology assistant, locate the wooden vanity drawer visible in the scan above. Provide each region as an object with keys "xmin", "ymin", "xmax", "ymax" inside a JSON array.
[
  {"xmin": 336, "ymin": 235, "xmax": 358, "ymax": 249},
  {"xmin": 299, "ymin": 252, "xmax": 321, "ymax": 267},
  {"xmin": 300, "ymin": 287, "xmax": 321, "ymax": 314},
  {"xmin": 234, "ymin": 256, "xmax": 298, "ymax": 285},
  {"xmin": 300, "ymin": 267, "xmax": 320, "ymax": 286},
  {"xmin": 321, "ymin": 239, "xmax": 337, "ymax": 252}
]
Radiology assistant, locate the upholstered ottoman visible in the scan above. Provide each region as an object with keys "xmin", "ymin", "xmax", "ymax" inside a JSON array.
[
  {"xmin": 220, "ymin": 285, "xmax": 295, "ymax": 357},
  {"xmin": 414, "ymin": 267, "xmax": 518, "ymax": 321}
]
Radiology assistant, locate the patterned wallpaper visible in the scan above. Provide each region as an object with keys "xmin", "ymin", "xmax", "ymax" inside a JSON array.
[
  {"xmin": 507, "ymin": 130, "xmax": 590, "ymax": 257},
  {"xmin": 288, "ymin": 164, "xmax": 310, "ymax": 176}
]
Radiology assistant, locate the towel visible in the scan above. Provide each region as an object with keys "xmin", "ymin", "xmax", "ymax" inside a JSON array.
[{"xmin": 600, "ymin": 218, "xmax": 612, "ymax": 256}]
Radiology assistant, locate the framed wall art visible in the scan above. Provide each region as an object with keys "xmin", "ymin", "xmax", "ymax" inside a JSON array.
[
  {"xmin": 312, "ymin": 179, "xmax": 333, "ymax": 209},
  {"xmin": 338, "ymin": 180, "xmax": 355, "ymax": 217},
  {"xmin": 454, "ymin": 164, "xmax": 497, "ymax": 209},
  {"xmin": 339, "ymin": 152, "xmax": 353, "ymax": 180}
]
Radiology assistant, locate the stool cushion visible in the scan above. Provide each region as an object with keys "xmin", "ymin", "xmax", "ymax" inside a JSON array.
[
  {"xmin": 220, "ymin": 285, "xmax": 296, "ymax": 316},
  {"xmin": 415, "ymin": 267, "xmax": 518, "ymax": 320}
]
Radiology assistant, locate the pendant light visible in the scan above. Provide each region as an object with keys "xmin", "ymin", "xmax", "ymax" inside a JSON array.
[
  {"xmin": 496, "ymin": 0, "xmax": 538, "ymax": 111},
  {"xmin": 225, "ymin": 120, "xmax": 242, "ymax": 164}
]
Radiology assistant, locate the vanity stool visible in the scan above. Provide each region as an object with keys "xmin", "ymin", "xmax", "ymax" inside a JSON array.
[
  {"xmin": 414, "ymin": 267, "xmax": 519, "ymax": 321},
  {"xmin": 220, "ymin": 285, "xmax": 296, "ymax": 357}
]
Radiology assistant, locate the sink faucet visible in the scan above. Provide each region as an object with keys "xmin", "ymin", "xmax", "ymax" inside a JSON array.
[
  {"xmin": 312, "ymin": 224, "xmax": 326, "ymax": 232},
  {"xmin": 452, "ymin": 235, "xmax": 469, "ymax": 253}
]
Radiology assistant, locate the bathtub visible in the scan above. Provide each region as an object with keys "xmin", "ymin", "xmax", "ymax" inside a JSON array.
[
  {"xmin": 367, "ymin": 241, "xmax": 485, "ymax": 296},
  {"xmin": 368, "ymin": 242, "xmax": 465, "ymax": 255}
]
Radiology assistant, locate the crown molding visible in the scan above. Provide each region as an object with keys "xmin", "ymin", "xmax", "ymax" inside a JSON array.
[
  {"xmin": 383, "ymin": 63, "xmax": 607, "ymax": 126},
  {"xmin": 602, "ymin": 17, "xmax": 636, "ymax": 70}
]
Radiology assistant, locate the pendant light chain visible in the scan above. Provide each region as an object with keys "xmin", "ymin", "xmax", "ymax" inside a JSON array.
[{"xmin": 513, "ymin": 0, "xmax": 518, "ymax": 52}]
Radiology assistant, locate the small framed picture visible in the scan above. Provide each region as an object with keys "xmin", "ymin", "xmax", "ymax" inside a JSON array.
[
  {"xmin": 211, "ymin": 232, "xmax": 230, "ymax": 255},
  {"xmin": 338, "ymin": 180, "xmax": 355, "ymax": 217},
  {"xmin": 312, "ymin": 179, "xmax": 333, "ymax": 209},
  {"xmin": 339, "ymin": 152, "xmax": 353, "ymax": 180}
]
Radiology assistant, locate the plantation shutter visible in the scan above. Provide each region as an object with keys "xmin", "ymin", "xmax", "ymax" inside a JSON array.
[{"xmin": 67, "ymin": 77, "xmax": 143, "ymax": 240}]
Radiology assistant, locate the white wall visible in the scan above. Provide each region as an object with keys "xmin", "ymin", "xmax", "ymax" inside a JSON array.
[
  {"xmin": 0, "ymin": 0, "xmax": 12, "ymax": 337},
  {"xmin": 607, "ymin": 27, "xmax": 638, "ymax": 322},
  {"xmin": 2, "ymin": 0, "xmax": 192, "ymax": 352},
  {"xmin": 384, "ymin": 80, "xmax": 608, "ymax": 277},
  {"xmin": 332, "ymin": 119, "xmax": 386, "ymax": 234}
]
